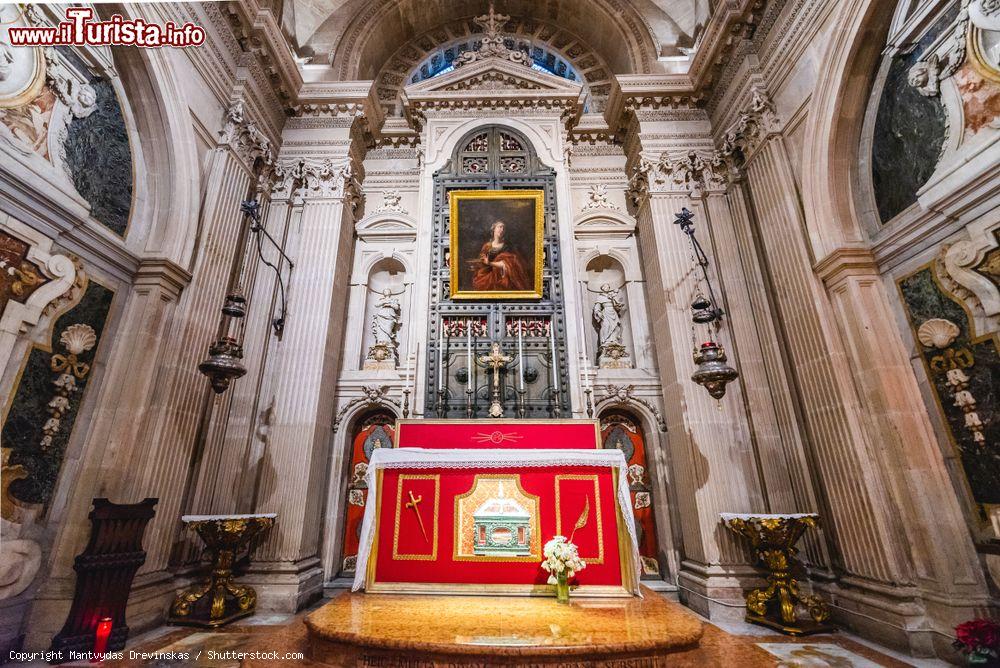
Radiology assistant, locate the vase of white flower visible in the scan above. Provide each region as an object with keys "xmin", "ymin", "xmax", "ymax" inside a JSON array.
[{"xmin": 541, "ymin": 536, "xmax": 586, "ymax": 604}]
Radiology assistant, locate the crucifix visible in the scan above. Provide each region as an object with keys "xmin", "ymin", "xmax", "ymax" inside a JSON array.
[
  {"xmin": 478, "ymin": 342, "xmax": 513, "ymax": 418},
  {"xmin": 406, "ymin": 490, "xmax": 429, "ymax": 543}
]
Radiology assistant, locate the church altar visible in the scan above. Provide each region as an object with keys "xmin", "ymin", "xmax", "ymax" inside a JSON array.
[
  {"xmin": 352, "ymin": 421, "xmax": 641, "ymax": 596},
  {"xmin": 394, "ymin": 419, "xmax": 602, "ymax": 450}
]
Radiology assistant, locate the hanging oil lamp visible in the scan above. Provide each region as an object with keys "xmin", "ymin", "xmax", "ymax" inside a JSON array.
[
  {"xmin": 691, "ymin": 340, "xmax": 738, "ymax": 399},
  {"xmin": 675, "ymin": 208, "xmax": 739, "ymax": 400},
  {"xmin": 198, "ymin": 287, "xmax": 248, "ymax": 393}
]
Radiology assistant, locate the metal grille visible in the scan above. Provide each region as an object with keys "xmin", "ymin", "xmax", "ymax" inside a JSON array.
[{"xmin": 425, "ymin": 126, "xmax": 568, "ymax": 418}]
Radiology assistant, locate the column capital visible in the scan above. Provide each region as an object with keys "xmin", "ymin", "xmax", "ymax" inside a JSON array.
[
  {"xmin": 626, "ymin": 149, "xmax": 734, "ymax": 210},
  {"xmin": 719, "ymin": 86, "xmax": 783, "ymax": 163},
  {"xmin": 270, "ymin": 157, "xmax": 362, "ymax": 211},
  {"xmin": 218, "ymin": 98, "xmax": 275, "ymax": 171}
]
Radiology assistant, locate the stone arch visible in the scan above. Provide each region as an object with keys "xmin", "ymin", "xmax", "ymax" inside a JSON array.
[
  {"xmin": 597, "ymin": 407, "xmax": 666, "ymax": 579},
  {"xmin": 799, "ymin": 0, "xmax": 896, "ymax": 259},
  {"xmin": 425, "ymin": 117, "xmax": 562, "ymax": 173},
  {"xmin": 578, "ymin": 245, "xmax": 641, "ymax": 283},
  {"xmin": 101, "ymin": 11, "xmax": 202, "ymax": 266},
  {"xmin": 321, "ymin": 0, "xmax": 656, "ymax": 82},
  {"xmin": 372, "ymin": 17, "xmax": 615, "ymax": 117},
  {"xmin": 358, "ymin": 248, "xmax": 414, "ymax": 278},
  {"xmin": 324, "ymin": 405, "xmax": 398, "ymax": 578}
]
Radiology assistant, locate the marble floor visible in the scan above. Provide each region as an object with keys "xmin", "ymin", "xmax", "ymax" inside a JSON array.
[{"xmin": 37, "ymin": 591, "xmax": 951, "ymax": 668}]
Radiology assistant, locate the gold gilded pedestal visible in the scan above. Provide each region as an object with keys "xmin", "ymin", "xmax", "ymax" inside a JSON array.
[
  {"xmin": 721, "ymin": 513, "xmax": 834, "ymax": 636},
  {"xmin": 168, "ymin": 514, "xmax": 275, "ymax": 628}
]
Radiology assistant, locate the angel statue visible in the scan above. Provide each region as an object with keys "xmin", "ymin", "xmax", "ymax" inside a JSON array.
[
  {"xmin": 591, "ymin": 283, "xmax": 631, "ymax": 369},
  {"xmin": 364, "ymin": 287, "xmax": 402, "ymax": 369}
]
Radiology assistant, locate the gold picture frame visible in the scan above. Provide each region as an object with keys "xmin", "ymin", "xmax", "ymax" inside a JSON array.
[{"xmin": 449, "ymin": 190, "xmax": 545, "ymax": 300}]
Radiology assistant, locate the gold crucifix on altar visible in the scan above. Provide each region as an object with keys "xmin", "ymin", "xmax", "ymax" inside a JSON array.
[{"xmin": 478, "ymin": 342, "xmax": 513, "ymax": 418}]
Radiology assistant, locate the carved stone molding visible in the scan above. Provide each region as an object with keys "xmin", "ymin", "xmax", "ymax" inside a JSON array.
[
  {"xmin": 596, "ymin": 384, "xmax": 666, "ymax": 432},
  {"xmin": 944, "ymin": 219, "xmax": 1000, "ymax": 322},
  {"xmin": 581, "ymin": 184, "xmax": 621, "ymax": 212},
  {"xmin": 719, "ymin": 87, "xmax": 782, "ymax": 161},
  {"xmin": 332, "ymin": 385, "xmax": 400, "ymax": 433},
  {"xmin": 908, "ymin": 1, "xmax": 972, "ymax": 98},
  {"xmin": 626, "ymin": 149, "xmax": 732, "ymax": 207},
  {"xmin": 271, "ymin": 158, "xmax": 362, "ymax": 209},
  {"xmin": 219, "ymin": 99, "xmax": 274, "ymax": 169},
  {"xmin": 372, "ymin": 190, "xmax": 408, "ymax": 215},
  {"xmin": 0, "ymin": 217, "xmax": 77, "ymax": 365}
]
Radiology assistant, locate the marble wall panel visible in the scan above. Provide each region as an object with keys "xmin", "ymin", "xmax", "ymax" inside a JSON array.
[
  {"xmin": 898, "ymin": 265, "xmax": 1000, "ymax": 506},
  {"xmin": 63, "ymin": 78, "xmax": 133, "ymax": 237},
  {"xmin": 870, "ymin": 7, "xmax": 954, "ymax": 223},
  {"xmin": 2, "ymin": 275, "xmax": 114, "ymax": 507}
]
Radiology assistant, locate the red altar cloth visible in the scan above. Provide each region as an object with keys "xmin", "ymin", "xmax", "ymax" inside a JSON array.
[
  {"xmin": 394, "ymin": 419, "xmax": 601, "ymax": 450},
  {"xmin": 355, "ymin": 448, "xmax": 639, "ymax": 596}
]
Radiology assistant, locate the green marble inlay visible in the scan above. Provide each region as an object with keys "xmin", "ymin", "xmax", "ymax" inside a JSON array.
[
  {"xmin": 899, "ymin": 267, "xmax": 1000, "ymax": 506},
  {"xmin": 3, "ymin": 279, "xmax": 114, "ymax": 506}
]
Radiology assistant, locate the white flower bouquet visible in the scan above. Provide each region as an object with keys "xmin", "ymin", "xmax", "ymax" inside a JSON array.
[{"xmin": 541, "ymin": 536, "xmax": 586, "ymax": 602}]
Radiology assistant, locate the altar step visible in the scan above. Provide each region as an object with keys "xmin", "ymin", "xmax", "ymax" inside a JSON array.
[{"xmin": 323, "ymin": 577, "xmax": 678, "ymax": 596}]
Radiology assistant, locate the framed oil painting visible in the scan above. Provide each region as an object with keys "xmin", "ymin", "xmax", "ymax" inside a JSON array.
[{"xmin": 449, "ymin": 190, "xmax": 544, "ymax": 300}]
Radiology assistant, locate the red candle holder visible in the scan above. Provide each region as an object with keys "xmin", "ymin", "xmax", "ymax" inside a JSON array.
[{"xmin": 91, "ymin": 617, "xmax": 112, "ymax": 663}]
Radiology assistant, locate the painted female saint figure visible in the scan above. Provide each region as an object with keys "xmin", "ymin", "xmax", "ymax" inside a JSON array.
[{"xmin": 468, "ymin": 220, "xmax": 531, "ymax": 292}]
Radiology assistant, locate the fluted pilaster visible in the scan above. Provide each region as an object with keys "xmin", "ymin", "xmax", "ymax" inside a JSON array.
[{"xmin": 632, "ymin": 182, "xmax": 765, "ymax": 580}]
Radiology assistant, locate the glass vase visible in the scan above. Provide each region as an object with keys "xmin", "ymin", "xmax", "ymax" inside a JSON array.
[{"xmin": 555, "ymin": 573, "xmax": 570, "ymax": 603}]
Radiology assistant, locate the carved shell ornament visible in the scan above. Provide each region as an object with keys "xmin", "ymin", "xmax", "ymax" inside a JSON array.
[
  {"xmin": 917, "ymin": 318, "xmax": 961, "ymax": 349},
  {"xmin": 59, "ymin": 323, "xmax": 96, "ymax": 355}
]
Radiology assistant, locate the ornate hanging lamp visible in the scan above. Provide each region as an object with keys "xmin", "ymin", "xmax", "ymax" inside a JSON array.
[
  {"xmin": 198, "ymin": 286, "xmax": 248, "ymax": 394},
  {"xmin": 198, "ymin": 195, "xmax": 294, "ymax": 394},
  {"xmin": 674, "ymin": 207, "xmax": 739, "ymax": 399}
]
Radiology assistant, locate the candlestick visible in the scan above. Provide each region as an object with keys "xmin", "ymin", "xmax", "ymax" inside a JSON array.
[
  {"xmin": 409, "ymin": 343, "xmax": 417, "ymax": 398},
  {"xmin": 517, "ymin": 319, "xmax": 525, "ymax": 392},
  {"xmin": 466, "ymin": 325, "xmax": 472, "ymax": 393},
  {"xmin": 437, "ymin": 330, "xmax": 443, "ymax": 391},
  {"xmin": 549, "ymin": 320, "xmax": 559, "ymax": 396}
]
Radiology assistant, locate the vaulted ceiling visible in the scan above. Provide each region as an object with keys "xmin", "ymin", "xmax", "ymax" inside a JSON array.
[{"xmin": 281, "ymin": 0, "xmax": 712, "ymax": 76}]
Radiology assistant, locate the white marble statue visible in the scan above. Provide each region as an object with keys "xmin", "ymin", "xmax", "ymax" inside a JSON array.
[
  {"xmin": 592, "ymin": 283, "xmax": 631, "ymax": 368},
  {"xmin": 365, "ymin": 288, "xmax": 402, "ymax": 368}
]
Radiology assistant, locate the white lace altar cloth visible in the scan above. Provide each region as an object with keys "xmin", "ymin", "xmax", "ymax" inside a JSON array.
[{"xmin": 352, "ymin": 447, "xmax": 642, "ymax": 595}]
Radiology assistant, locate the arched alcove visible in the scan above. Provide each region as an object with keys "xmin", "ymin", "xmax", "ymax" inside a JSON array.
[
  {"xmin": 97, "ymin": 5, "xmax": 202, "ymax": 265},
  {"xmin": 598, "ymin": 409, "xmax": 662, "ymax": 578},
  {"xmin": 800, "ymin": 0, "xmax": 896, "ymax": 258},
  {"xmin": 584, "ymin": 254, "xmax": 634, "ymax": 368},
  {"xmin": 359, "ymin": 257, "xmax": 409, "ymax": 369},
  {"xmin": 337, "ymin": 409, "xmax": 397, "ymax": 576}
]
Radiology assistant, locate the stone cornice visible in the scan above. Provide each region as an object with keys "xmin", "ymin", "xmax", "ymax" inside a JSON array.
[
  {"xmin": 603, "ymin": 0, "xmax": 765, "ymax": 132},
  {"xmin": 133, "ymin": 258, "xmax": 193, "ymax": 300},
  {"xmin": 684, "ymin": 0, "xmax": 767, "ymax": 93},
  {"xmin": 604, "ymin": 75, "xmax": 702, "ymax": 132},
  {"xmin": 813, "ymin": 247, "xmax": 879, "ymax": 289},
  {"xmin": 225, "ymin": 0, "xmax": 304, "ymax": 104},
  {"xmin": 400, "ymin": 56, "xmax": 586, "ymax": 131}
]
